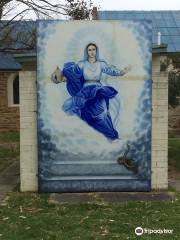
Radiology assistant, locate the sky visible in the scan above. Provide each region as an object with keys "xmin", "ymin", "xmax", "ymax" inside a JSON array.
[
  {"xmin": 3, "ymin": 0, "xmax": 180, "ymax": 20},
  {"xmin": 95, "ymin": 0, "xmax": 180, "ymax": 10}
]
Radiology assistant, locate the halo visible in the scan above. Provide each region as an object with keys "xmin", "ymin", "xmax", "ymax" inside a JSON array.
[{"xmin": 64, "ymin": 24, "xmax": 115, "ymax": 63}]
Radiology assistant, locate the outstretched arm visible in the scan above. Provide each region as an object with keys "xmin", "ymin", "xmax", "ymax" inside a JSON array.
[
  {"xmin": 51, "ymin": 66, "xmax": 66, "ymax": 84},
  {"xmin": 101, "ymin": 61, "xmax": 131, "ymax": 77}
]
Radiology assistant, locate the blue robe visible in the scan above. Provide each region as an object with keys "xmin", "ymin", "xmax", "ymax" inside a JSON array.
[{"xmin": 62, "ymin": 61, "xmax": 123, "ymax": 140}]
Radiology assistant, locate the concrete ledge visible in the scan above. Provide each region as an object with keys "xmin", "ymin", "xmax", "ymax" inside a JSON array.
[{"xmin": 49, "ymin": 192, "xmax": 175, "ymax": 204}]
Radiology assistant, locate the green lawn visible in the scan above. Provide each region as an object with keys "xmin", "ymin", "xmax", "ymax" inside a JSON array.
[
  {"xmin": 0, "ymin": 132, "xmax": 19, "ymax": 172},
  {"xmin": 0, "ymin": 147, "xmax": 19, "ymax": 159},
  {"xmin": 169, "ymin": 137, "xmax": 180, "ymax": 171},
  {"xmin": 0, "ymin": 132, "xmax": 19, "ymax": 142},
  {"xmin": 0, "ymin": 192, "xmax": 179, "ymax": 239},
  {"xmin": 0, "ymin": 132, "xmax": 179, "ymax": 239}
]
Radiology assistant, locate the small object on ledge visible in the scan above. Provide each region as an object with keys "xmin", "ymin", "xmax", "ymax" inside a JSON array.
[{"xmin": 117, "ymin": 144, "xmax": 138, "ymax": 174}]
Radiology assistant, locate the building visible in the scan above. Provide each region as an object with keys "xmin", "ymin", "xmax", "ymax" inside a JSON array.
[
  {"xmin": 0, "ymin": 21, "xmax": 35, "ymax": 131},
  {"xmin": 1, "ymin": 11, "xmax": 180, "ymax": 191},
  {"xmin": 1, "ymin": 11, "xmax": 180, "ymax": 132},
  {"xmin": 95, "ymin": 10, "xmax": 180, "ymax": 131}
]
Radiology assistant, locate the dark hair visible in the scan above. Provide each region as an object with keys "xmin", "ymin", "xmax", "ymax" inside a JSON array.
[{"xmin": 86, "ymin": 43, "xmax": 97, "ymax": 52}]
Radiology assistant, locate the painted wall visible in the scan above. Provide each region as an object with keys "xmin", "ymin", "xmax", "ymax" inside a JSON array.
[
  {"xmin": 36, "ymin": 20, "xmax": 152, "ymax": 192},
  {"xmin": 19, "ymin": 54, "xmax": 168, "ymax": 192},
  {"xmin": 19, "ymin": 21, "xmax": 168, "ymax": 192}
]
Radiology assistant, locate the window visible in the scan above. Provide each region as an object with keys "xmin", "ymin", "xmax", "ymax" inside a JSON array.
[
  {"xmin": 13, "ymin": 75, "xmax": 19, "ymax": 104},
  {"xmin": 7, "ymin": 73, "xmax": 20, "ymax": 107}
]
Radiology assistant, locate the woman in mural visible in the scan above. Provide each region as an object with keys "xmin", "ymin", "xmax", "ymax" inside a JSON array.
[{"xmin": 51, "ymin": 43, "xmax": 131, "ymax": 141}]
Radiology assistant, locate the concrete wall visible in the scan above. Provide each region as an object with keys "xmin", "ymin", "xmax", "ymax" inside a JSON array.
[
  {"xmin": 152, "ymin": 54, "xmax": 168, "ymax": 189},
  {"xmin": 19, "ymin": 71, "xmax": 38, "ymax": 191},
  {"xmin": 19, "ymin": 54, "xmax": 168, "ymax": 191}
]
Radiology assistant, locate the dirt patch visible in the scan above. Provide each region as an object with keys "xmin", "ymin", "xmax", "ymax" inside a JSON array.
[{"xmin": 0, "ymin": 158, "xmax": 17, "ymax": 173}]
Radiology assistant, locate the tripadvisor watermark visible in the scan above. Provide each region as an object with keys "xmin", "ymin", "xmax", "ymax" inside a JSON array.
[{"xmin": 135, "ymin": 227, "xmax": 173, "ymax": 236}]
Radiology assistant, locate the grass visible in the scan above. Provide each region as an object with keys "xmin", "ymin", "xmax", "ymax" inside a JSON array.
[
  {"xmin": 0, "ymin": 132, "xmax": 19, "ymax": 172},
  {"xmin": 0, "ymin": 147, "xmax": 19, "ymax": 159},
  {"xmin": 169, "ymin": 130, "xmax": 180, "ymax": 139},
  {"xmin": 0, "ymin": 131, "xmax": 179, "ymax": 239},
  {"xmin": 168, "ymin": 137, "xmax": 180, "ymax": 171},
  {"xmin": 0, "ymin": 192, "xmax": 179, "ymax": 239},
  {"xmin": 0, "ymin": 132, "xmax": 19, "ymax": 142},
  {"xmin": 0, "ymin": 147, "xmax": 19, "ymax": 172}
]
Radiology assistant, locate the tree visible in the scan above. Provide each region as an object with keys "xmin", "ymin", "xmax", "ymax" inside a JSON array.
[
  {"xmin": 168, "ymin": 57, "xmax": 180, "ymax": 108},
  {"xmin": 160, "ymin": 55, "xmax": 180, "ymax": 107},
  {"xmin": 0, "ymin": 0, "xmax": 95, "ymax": 52},
  {"xmin": 65, "ymin": 0, "xmax": 93, "ymax": 20}
]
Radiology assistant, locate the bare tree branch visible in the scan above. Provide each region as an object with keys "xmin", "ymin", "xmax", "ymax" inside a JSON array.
[
  {"xmin": 0, "ymin": 0, "xmax": 95, "ymax": 53},
  {"xmin": 1, "ymin": 8, "xmax": 30, "ymax": 29}
]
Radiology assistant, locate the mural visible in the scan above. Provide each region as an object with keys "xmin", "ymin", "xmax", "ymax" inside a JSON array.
[{"xmin": 37, "ymin": 20, "xmax": 152, "ymax": 192}]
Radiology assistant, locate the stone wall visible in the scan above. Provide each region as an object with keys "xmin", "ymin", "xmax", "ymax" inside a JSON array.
[
  {"xmin": 0, "ymin": 72, "xmax": 19, "ymax": 132},
  {"xmin": 19, "ymin": 55, "xmax": 168, "ymax": 191}
]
